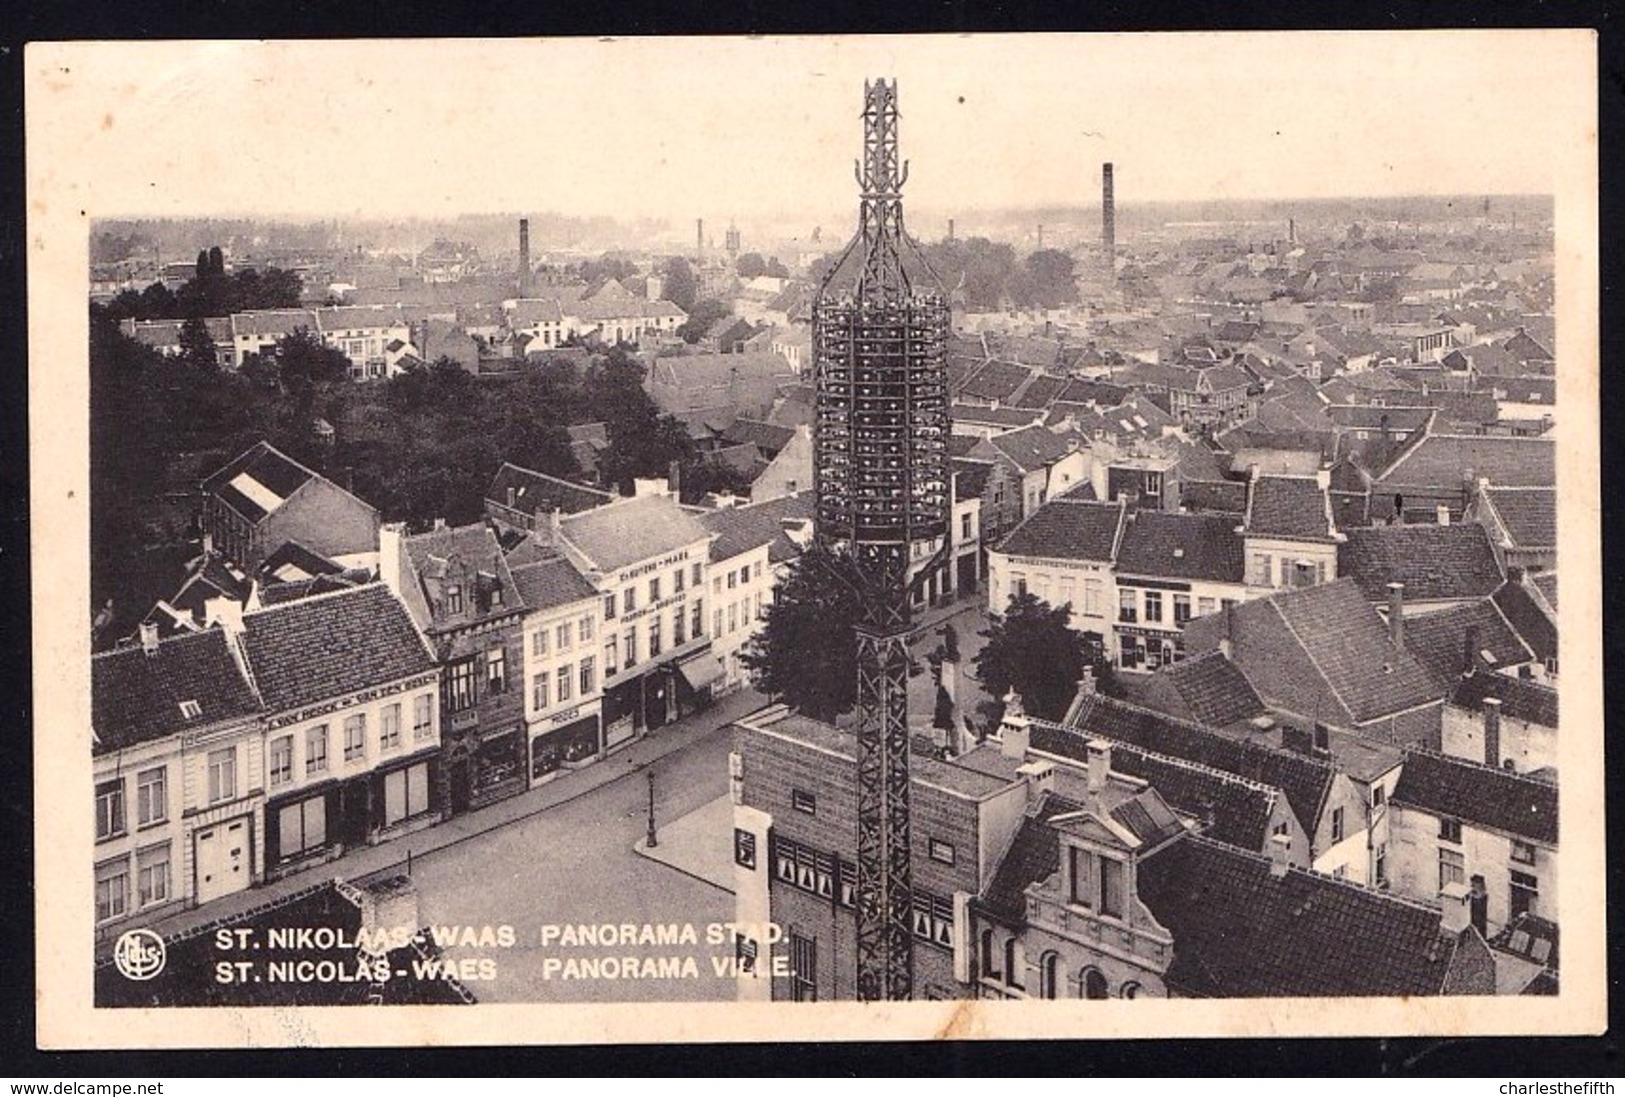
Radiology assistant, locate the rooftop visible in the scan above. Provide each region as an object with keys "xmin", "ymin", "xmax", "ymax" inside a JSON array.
[
  {"xmin": 1338, "ymin": 523, "xmax": 1504, "ymax": 603},
  {"xmin": 508, "ymin": 554, "xmax": 598, "ymax": 613},
  {"xmin": 1243, "ymin": 474, "xmax": 1337, "ymax": 542},
  {"xmin": 1391, "ymin": 748, "xmax": 1558, "ymax": 845},
  {"xmin": 1482, "ymin": 486, "xmax": 1557, "ymax": 549},
  {"xmin": 560, "ymin": 493, "xmax": 713, "ymax": 574},
  {"xmin": 486, "ymin": 462, "xmax": 615, "ymax": 518},
  {"xmin": 995, "ymin": 499, "xmax": 1125, "ymax": 564},
  {"xmin": 92, "ymin": 629, "xmax": 262, "ymax": 754},
  {"xmin": 201, "ymin": 441, "xmax": 325, "ymax": 525},
  {"xmin": 1115, "ymin": 510, "xmax": 1245, "ymax": 583}
]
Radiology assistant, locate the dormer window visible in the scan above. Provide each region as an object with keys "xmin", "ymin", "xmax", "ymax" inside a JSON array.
[
  {"xmin": 178, "ymin": 699, "xmax": 202, "ymax": 720},
  {"xmin": 445, "ymin": 584, "xmax": 464, "ymax": 615}
]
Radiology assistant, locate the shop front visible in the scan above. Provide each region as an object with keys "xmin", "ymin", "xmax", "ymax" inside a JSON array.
[
  {"xmin": 444, "ymin": 724, "xmax": 528, "ymax": 813},
  {"xmin": 674, "ymin": 648, "xmax": 726, "ymax": 712},
  {"xmin": 1116, "ymin": 625, "xmax": 1181, "ymax": 672},
  {"xmin": 531, "ymin": 710, "xmax": 602, "ymax": 784},
  {"xmin": 265, "ymin": 781, "xmax": 340, "ymax": 878},
  {"xmin": 373, "ymin": 750, "xmax": 440, "ymax": 835}
]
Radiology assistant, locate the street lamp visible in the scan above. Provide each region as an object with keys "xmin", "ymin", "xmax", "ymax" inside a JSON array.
[{"xmin": 645, "ymin": 769, "xmax": 658, "ymax": 849}]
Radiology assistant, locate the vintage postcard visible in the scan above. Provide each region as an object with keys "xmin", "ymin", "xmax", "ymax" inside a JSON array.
[{"xmin": 28, "ymin": 33, "xmax": 1603, "ymax": 1048}]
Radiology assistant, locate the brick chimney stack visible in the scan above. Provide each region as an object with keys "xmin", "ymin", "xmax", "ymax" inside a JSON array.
[
  {"xmin": 1386, "ymin": 582, "xmax": 1405, "ymax": 648},
  {"xmin": 518, "ymin": 218, "xmax": 531, "ymax": 297},
  {"xmin": 1086, "ymin": 739, "xmax": 1111, "ymax": 793},
  {"xmin": 1483, "ymin": 697, "xmax": 1503, "ymax": 769}
]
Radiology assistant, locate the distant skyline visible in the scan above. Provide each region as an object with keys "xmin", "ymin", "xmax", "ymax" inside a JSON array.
[{"xmin": 37, "ymin": 34, "xmax": 1585, "ymax": 228}]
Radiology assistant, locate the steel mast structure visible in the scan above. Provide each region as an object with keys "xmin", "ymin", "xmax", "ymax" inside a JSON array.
[{"xmin": 812, "ymin": 78, "xmax": 950, "ymax": 1002}]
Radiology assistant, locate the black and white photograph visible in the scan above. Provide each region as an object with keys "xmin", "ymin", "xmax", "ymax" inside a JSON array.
[{"xmin": 27, "ymin": 32, "xmax": 1603, "ymax": 1047}]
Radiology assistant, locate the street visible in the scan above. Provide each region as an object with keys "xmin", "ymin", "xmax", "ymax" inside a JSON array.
[{"xmin": 403, "ymin": 722, "xmax": 739, "ymax": 1003}]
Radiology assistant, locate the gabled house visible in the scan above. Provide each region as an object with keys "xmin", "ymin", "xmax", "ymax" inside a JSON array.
[
  {"xmin": 92, "ymin": 625, "xmax": 265, "ymax": 929},
  {"xmin": 1467, "ymin": 483, "xmax": 1556, "ymax": 573},
  {"xmin": 1338, "ymin": 522, "xmax": 1505, "ymax": 615},
  {"xmin": 239, "ymin": 583, "xmax": 442, "ymax": 877},
  {"xmin": 1389, "ymin": 749, "xmax": 1558, "ymax": 938},
  {"xmin": 988, "ymin": 499, "xmax": 1127, "ymax": 661},
  {"xmin": 968, "ymin": 424, "xmax": 1089, "ymax": 520},
  {"xmin": 383, "ymin": 522, "xmax": 529, "ymax": 813},
  {"xmin": 200, "ymin": 441, "xmax": 380, "ymax": 575},
  {"xmin": 509, "ymin": 553, "xmax": 605, "ymax": 785},
  {"xmin": 1111, "ymin": 509, "xmax": 1246, "ymax": 672},
  {"xmin": 484, "ymin": 461, "xmax": 615, "ymax": 536},
  {"xmin": 1239, "ymin": 471, "xmax": 1343, "ymax": 592}
]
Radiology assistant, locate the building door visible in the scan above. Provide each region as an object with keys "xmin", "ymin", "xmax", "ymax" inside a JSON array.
[
  {"xmin": 195, "ymin": 818, "xmax": 250, "ymax": 904},
  {"xmin": 448, "ymin": 758, "xmax": 472, "ymax": 815}
]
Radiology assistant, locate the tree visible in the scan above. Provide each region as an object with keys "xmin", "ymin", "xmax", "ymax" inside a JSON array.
[
  {"xmin": 178, "ymin": 316, "xmax": 218, "ymax": 374},
  {"xmin": 974, "ymin": 592, "xmax": 1087, "ymax": 725},
  {"xmin": 736, "ymin": 252, "xmax": 767, "ymax": 279},
  {"xmin": 1022, "ymin": 249, "xmax": 1080, "ymax": 309},
  {"xmin": 677, "ymin": 298, "xmax": 730, "ymax": 343},
  {"xmin": 764, "ymin": 257, "xmax": 791, "ymax": 280},
  {"xmin": 660, "ymin": 256, "xmax": 698, "ymax": 311},
  {"xmin": 740, "ymin": 546, "xmax": 868, "ymax": 722}
]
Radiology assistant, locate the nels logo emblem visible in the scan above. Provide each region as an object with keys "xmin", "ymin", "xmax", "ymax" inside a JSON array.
[{"xmin": 113, "ymin": 929, "xmax": 167, "ymax": 981}]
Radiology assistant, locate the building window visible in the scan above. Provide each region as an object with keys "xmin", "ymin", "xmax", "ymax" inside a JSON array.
[
  {"xmin": 1439, "ymin": 847, "xmax": 1465, "ymax": 892},
  {"xmin": 279, "ymin": 796, "xmax": 327, "ymax": 859},
  {"xmin": 603, "ymin": 593, "xmax": 617, "ymax": 621},
  {"xmin": 692, "ymin": 600, "xmax": 704, "ymax": 638},
  {"xmin": 445, "ymin": 658, "xmax": 478, "ymax": 712},
  {"xmin": 604, "ymin": 636, "xmax": 619, "ymax": 675},
  {"xmin": 344, "ymin": 714, "xmax": 367, "ymax": 762},
  {"xmin": 754, "ymin": 592, "xmax": 763, "ymax": 620},
  {"xmin": 579, "ymin": 615, "xmax": 594, "ymax": 642},
  {"xmin": 1120, "ymin": 981, "xmax": 1142, "ymax": 999},
  {"xmin": 734, "ymin": 828, "xmax": 756, "ymax": 870},
  {"xmin": 579, "ymin": 657, "xmax": 596, "ymax": 696},
  {"xmin": 649, "ymin": 576, "xmax": 661, "ymax": 603},
  {"xmin": 532, "ymin": 671, "xmax": 550, "ymax": 711},
  {"xmin": 789, "ymin": 932, "xmax": 817, "ymax": 1002},
  {"xmin": 556, "ymin": 663, "xmax": 573, "ymax": 703},
  {"xmin": 1173, "ymin": 594, "xmax": 1191, "ymax": 624},
  {"xmin": 624, "ymin": 628, "xmax": 637, "ymax": 667},
  {"xmin": 692, "ymin": 562, "xmax": 703, "ymax": 588},
  {"xmin": 135, "ymin": 767, "xmax": 167, "ymax": 827},
  {"xmin": 95, "ymin": 778, "xmax": 126, "ymax": 841},
  {"xmin": 1331, "ymin": 806, "xmax": 1345, "ymax": 843},
  {"xmin": 306, "ymin": 725, "xmax": 329, "ymax": 775},
  {"xmin": 713, "ymin": 609, "xmax": 723, "ymax": 638},
  {"xmin": 1144, "ymin": 590, "xmax": 1163, "ymax": 623},
  {"xmin": 1439, "ymin": 817, "xmax": 1463, "ymax": 844},
  {"xmin": 1371, "ymin": 784, "xmax": 1385, "ymax": 810},
  {"xmin": 445, "ymin": 584, "xmax": 463, "ymax": 615},
  {"xmin": 208, "ymin": 747, "xmax": 237, "ymax": 803},
  {"xmin": 648, "ymin": 616, "xmax": 662, "ymax": 657},
  {"xmin": 384, "ymin": 761, "xmax": 431, "ymax": 825},
  {"xmin": 1510, "ymin": 871, "xmax": 1539, "ymax": 918},
  {"xmin": 1084, "ymin": 579, "xmax": 1102, "ymax": 616},
  {"xmin": 623, "ymin": 588, "xmax": 636, "ymax": 615},
  {"xmin": 928, "ymin": 838, "xmax": 955, "ymax": 865},
  {"xmin": 961, "ymin": 513, "xmax": 973, "ymax": 540},
  {"xmin": 727, "ymin": 570, "xmax": 737, "ymax": 590},
  {"xmin": 1100, "ymin": 856, "xmax": 1124, "ymax": 919},
  {"xmin": 727, "ymin": 603, "xmax": 738, "ymax": 633},
  {"xmin": 413, "ymin": 694, "xmax": 434, "ymax": 741},
  {"xmin": 270, "ymin": 735, "xmax": 294, "ymax": 787},
  {"xmin": 1083, "ymin": 968, "xmax": 1109, "ymax": 1000},
  {"xmin": 673, "ymin": 607, "xmax": 686, "ymax": 646},
  {"xmin": 381, "ymin": 703, "xmax": 401, "ymax": 750},
  {"xmin": 1013, "ymin": 572, "xmax": 1029, "ymax": 599},
  {"xmin": 1118, "ymin": 588, "xmax": 1137, "ymax": 623},
  {"xmin": 1038, "ymin": 952, "xmax": 1061, "ymax": 999},
  {"xmin": 674, "ymin": 567, "xmax": 685, "ymax": 594},
  {"xmin": 1511, "ymin": 840, "xmax": 1537, "ymax": 866},
  {"xmin": 487, "ymin": 646, "xmax": 507, "ymax": 694},
  {"xmin": 1003, "ymin": 938, "xmax": 1023, "ymax": 990},
  {"xmin": 1069, "ymin": 846, "xmax": 1092, "ymax": 908},
  {"xmin": 95, "ymin": 857, "xmax": 129, "ymax": 922},
  {"xmin": 1375, "ymin": 843, "xmax": 1388, "ymax": 887},
  {"xmin": 556, "ymin": 621, "xmax": 573, "ymax": 650},
  {"xmin": 136, "ymin": 843, "xmax": 171, "ymax": 907},
  {"xmin": 980, "ymin": 929, "xmax": 1000, "ymax": 980},
  {"xmin": 532, "ymin": 628, "xmax": 549, "ymax": 658},
  {"xmin": 1251, "ymin": 553, "xmax": 1273, "ymax": 587},
  {"xmin": 792, "ymin": 788, "xmax": 817, "ymax": 815}
]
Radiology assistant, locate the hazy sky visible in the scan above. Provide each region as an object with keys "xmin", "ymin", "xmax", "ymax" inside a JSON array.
[{"xmin": 30, "ymin": 33, "xmax": 1593, "ymax": 227}]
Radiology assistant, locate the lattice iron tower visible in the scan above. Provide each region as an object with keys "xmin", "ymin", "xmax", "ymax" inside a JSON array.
[{"xmin": 812, "ymin": 78, "xmax": 950, "ymax": 1002}]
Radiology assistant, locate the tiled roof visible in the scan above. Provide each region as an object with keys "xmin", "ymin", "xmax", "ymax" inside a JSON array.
[
  {"xmin": 92, "ymin": 630, "xmax": 262, "ymax": 754},
  {"xmin": 258, "ymin": 540, "xmax": 346, "ymax": 583},
  {"xmin": 507, "ymin": 298, "xmax": 565, "ymax": 326},
  {"xmin": 1392, "ymin": 749, "xmax": 1558, "ymax": 844},
  {"xmin": 978, "ymin": 794, "xmax": 1077, "ymax": 922},
  {"xmin": 201, "ymin": 441, "xmax": 318, "ymax": 524},
  {"xmin": 698, "ymin": 499, "xmax": 802, "ymax": 564},
  {"xmin": 231, "ymin": 309, "xmax": 318, "ymax": 338},
  {"xmin": 314, "ymin": 305, "xmax": 407, "ymax": 331},
  {"xmin": 1483, "ymin": 487, "xmax": 1556, "ymax": 549},
  {"xmin": 561, "ymin": 493, "xmax": 712, "ymax": 574},
  {"xmin": 255, "ymin": 571, "xmax": 371, "ymax": 607},
  {"xmin": 986, "ymin": 425, "xmax": 1080, "ymax": 473},
  {"xmin": 960, "ymin": 360, "xmax": 1036, "ymax": 402},
  {"xmin": 1449, "ymin": 671, "xmax": 1558, "ymax": 729},
  {"xmin": 1138, "ymin": 835, "xmax": 1461, "ymax": 997},
  {"xmin": 1044, "ymin": 696, "xmax": 1333, "ymax": 838},
  {"xmin": 1492, "ymin": 579, "xmax": 1557, "ymax": 664},
  {"xmin": 1056, "ymin": 378, "xmax": 1132, "ymax": 407},
  {"xmin": 402, "ymin": 523, "xmax": 524, "ymax": 627},
  {"xmin": 1530, "ymin": 571, "xmax": 1557, "ymax": 613},
  {"xmin": 509, "ymin": 554, "xmax": 597, "ymax": 613},
  {"xmin": 1145, "ymin": 651, "xmax": 1267, "ymax": 728},
  {"xmin": 1377, "ymin": 433, "xmax": 1555, "ymax": 489},
  {"xmin": 1180, "ymin": 478, "xmax": 1248, "ymax": 515},
  {"xmin": 1243, "ymin": 475, "xmax": 1336, "ymax": 541},
  {"xmin": 241, "ymin": 584, "xmax": 436, "ymax": 715},
  {"xmin": 1338, "ymin": 523, "xmax": 1504, "ymax": 603},
  {"xmin": 1401, "ymin": 598, "xmax": 1534, "ymax": 683},
  {"xmin": 1010, "ymin": 374, "xmax": 1068, "ymax": 409},
  {"xmin": 952, "ymin": 458, "xmax": 993, "ymax": 503},
  {"xmin": 722, "ymin": 418, "xmax": 795, "ymax": 455},
  {"xmin": 486, "ymin": 462, "xmax": 614, "ymax": 518},
  {"xmin": 1257, "ymin": 580, "xmax": 1444, "ymax": 724},
  {"xmin": 995, "ymin": 499, "xmax": 1125, "ymax": 564},
  {"xmin": 1115, "ymin": 511, "xmax": 1245, "ymax": 583},
  {"xmin": 951, "ymin": 404, "xmax": 1041, "ymax": 428}
]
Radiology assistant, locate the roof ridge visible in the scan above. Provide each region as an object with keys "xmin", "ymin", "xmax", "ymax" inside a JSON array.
[
  {"xmin": 1263, "ymin": 596, "xmax": 1355, "ymax": 726},
  {"xmin": 1179, "ymin": 833, "xmax": 1452, "ymax": 916},
  {"xmin": 244, "ymin": 578, "xmax": 386, "ymax": 620}
]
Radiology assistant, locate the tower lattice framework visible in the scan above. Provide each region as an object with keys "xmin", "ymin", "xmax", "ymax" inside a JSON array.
[{"xmin": 812, "ymin": 78, "xmax": 950, "ymax": 1002}]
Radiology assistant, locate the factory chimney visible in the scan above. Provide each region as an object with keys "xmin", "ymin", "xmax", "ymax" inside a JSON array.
[
  {"xmin": 696, "ymin": 218, "xmax": 705, "ymax": 255},
  {"xmin": 1102, "ymin": 162, "xmax": 1116, "ymax": 263},
  {"xmin": 947, "ymin": 218, "xmax": 955, "ymax": 243},
  {"xmin": 518, "ymin": 218, "xmax": 531, "ymax": 297}
]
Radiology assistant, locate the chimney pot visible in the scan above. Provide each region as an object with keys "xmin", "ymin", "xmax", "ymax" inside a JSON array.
[
  {"xmin": 1268, "ymin": 832, "xmax": 1293, "ymax": 876},
  {"xmin": 1086, "ymin": 738, "xmax": 1111, "ymax": 793},
  {"xmin": 1483, "ymin": 697, "xmax": 1503, "ymax": 769},
  {"xmin": 1436, "ymin": 503, "xmax": 1451, "ymax": 526},
  {"xmin": 139, "ymin": 620, "xmax": 160, "ymax": 655},
  {"xmin": 1386, "ymin": 581, "xmax": 1405, "ymax": 647},
  {"xmin": 1439, "ymin": 880, "xmax": 1472, "ymax": 936}
]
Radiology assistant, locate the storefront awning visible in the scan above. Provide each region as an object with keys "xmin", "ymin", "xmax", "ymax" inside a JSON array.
[{"xmin": 675, "ymin": 649, "xmax": 726, "ymax": 691}]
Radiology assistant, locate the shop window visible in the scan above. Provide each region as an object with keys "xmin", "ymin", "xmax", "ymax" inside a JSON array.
[
  {"xmin": 279, "ymin": 796, "xmax": 327, "ymax": 860},
  {"xmin": 384, "ymin": 762, "xmax": 431, "ymax": 825}
]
